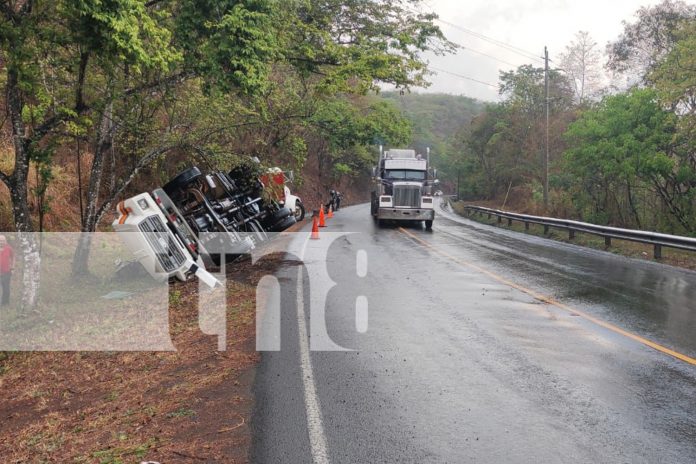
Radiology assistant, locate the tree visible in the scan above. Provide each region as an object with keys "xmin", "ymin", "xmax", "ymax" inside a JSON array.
[
  {"xmin": 563, "ymin": 88, "xmax": 696, "ymax": 232},
  {"xmin": 607, "ymin": 0, "xmax": 696, "ymax": 84},
  {"xmin": 281, "ymin": 0, "xmax": 456, "ymax": 93},
  {"xmin": 71, "ymin": 0, "xmax": 281, "ymax": 277},
  {"xmin": 651, "ymin": 20, "xmax": 696, "ymax": 144},
  {"xmin": 310, "ymin": 97, "xmax": 412, "ymax": 177},
  {"xmin": 559, "ymin": 31, "xmax": 604, "ymax": 104}
]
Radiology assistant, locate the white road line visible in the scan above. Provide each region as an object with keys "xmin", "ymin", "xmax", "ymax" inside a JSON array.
[{"xmin": 297, "ymin": 238, "xmax": 330, "ymax": 464}]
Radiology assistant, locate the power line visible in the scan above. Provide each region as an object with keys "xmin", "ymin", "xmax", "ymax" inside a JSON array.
[
  {"xmin": 429, "ymin": 67, "xmax": 498, "ymax": 88},
  {"xmin": 457, "ymin": 44, "xmax": 519, "ymax": 68},
  {"xmin": 406, "ymin": 6, "xmax": 545, "ymax": 65},
  {"xmin": 436, "ymin": 17, "xmax": 544, "ymax": 64}
]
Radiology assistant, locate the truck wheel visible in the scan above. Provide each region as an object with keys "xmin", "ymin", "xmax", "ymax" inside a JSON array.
[
  {"xmin": 295, "ymin": 201, "xmax": 306, "ymax": 221},
  {"xmin": 425, "ymin": 220, "xmax": 433, "ymax": 230},
  {"xmin": 265, "ymin": 207, "xmax": 296, "ymax": 232},
  {"xmin": 163, "ymin": 167, "xmax": 202, "ymax": 197}
]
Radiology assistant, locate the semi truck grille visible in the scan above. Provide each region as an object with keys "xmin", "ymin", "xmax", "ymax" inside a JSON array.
[
  {"xmin": 393, "ymin": 185, "xmax": 422, "ymax": 208},
  {"xmin": 139, "ymin": 216, "xmax": 187, "ymax": 273}
]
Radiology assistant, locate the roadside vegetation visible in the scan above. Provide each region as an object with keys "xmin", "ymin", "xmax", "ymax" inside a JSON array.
[{"xmin": 445, "ymin": 1, "xmax": 696, "ymax": 238}]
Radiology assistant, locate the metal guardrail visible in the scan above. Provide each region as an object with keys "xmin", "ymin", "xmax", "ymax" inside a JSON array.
[{"xmin": 459, "ymin": 204, "xmax": 696, "ymax": 259}]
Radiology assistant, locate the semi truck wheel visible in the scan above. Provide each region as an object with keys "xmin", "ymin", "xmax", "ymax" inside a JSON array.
[
  {"xmin": 295, "ymin": 201, "xmax": 305, "ymax": 221},
  {"xmin": 425, "ymin": 220, "xmax": 433, "ymax": 230},
  {"xmin": 163, "ymin": 167, "xmax": 202, "ymax": 197}
]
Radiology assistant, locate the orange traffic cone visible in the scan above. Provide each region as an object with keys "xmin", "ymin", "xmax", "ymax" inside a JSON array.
[
  {"xmin": 328, "ymin": 205, "xmax": 334, "ymax": 218},
  {"xmin": 319, "ymin": 205, "xmax": 327, "ymax": 228},
  {"xmin": 311, "ymin": 215, "xmax": 320, "ymax": 240}
]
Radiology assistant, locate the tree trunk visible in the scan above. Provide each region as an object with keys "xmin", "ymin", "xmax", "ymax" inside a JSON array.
[
  {"xmin": 626, "ymin": 181, "xmax": 642, "ymax": 229},
  {"xmin": 71, "ymin": 103, "xmax": 113, "ymax": 278},
  {"xmin": 7, "ymin": 67, "xmax": 41, "ymax": 310}
]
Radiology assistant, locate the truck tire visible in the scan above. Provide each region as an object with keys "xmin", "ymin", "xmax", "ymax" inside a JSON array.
[
  {"xmin": 425, "ymin": 220, "xmax": 433, "ymax": 230},
  {"xmin": 265, "ymin": 207, "xmax": 296, "ymax": 232},
  {"xmin": 163, "ymin": 167, "xmax": 202, "ymax": 197},
  {"xmin": 295, "ymin": 201, "xmax": 306, "ymax": 221}
]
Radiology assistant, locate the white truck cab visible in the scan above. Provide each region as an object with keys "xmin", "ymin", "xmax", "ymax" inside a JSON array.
[{"xmin": 371, "ymin": 147, "xmax": 438, "ymax": 230}]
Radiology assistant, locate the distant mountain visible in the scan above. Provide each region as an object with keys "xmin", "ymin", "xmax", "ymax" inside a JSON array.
[
  {"xmin": 378, "ymin": 92, "xmax": 486, "ymax": 183},
  {"xmin": 379, "ymin": 92, "xmax": 484, "ymax": 151}
]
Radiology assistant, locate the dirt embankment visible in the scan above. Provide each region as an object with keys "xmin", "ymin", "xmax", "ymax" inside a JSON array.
[{"xmin": 0, "ymin": 253, "xmax": 296, "ymax": 463}]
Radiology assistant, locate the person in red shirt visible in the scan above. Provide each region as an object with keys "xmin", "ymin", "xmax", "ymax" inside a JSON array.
[{"xmin": 0, "ymin": 235, "xmax": 15, "ymax": 306}]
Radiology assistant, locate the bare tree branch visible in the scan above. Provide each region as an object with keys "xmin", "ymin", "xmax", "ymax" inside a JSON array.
[{"xmin": 94, "ymin": 144, "xmax": 182, "ymax": 225}]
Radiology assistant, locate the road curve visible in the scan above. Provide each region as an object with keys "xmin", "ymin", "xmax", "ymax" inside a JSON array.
[{"xmin": 251, "ymin": 202, "xmax": 696, "ymax": 463}]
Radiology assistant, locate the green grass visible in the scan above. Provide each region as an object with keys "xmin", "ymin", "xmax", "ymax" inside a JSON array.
[{"xmin": 166, "ymin": 407, "xmax": 196, "ymax": 419}]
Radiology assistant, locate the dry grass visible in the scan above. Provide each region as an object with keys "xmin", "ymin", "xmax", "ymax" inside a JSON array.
[{"xmin": 0, "ymin": 253, "xmax": 293, "ymax": 463}]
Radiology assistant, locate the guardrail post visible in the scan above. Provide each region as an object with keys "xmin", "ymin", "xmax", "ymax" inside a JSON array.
[
  {"xmin": 488, "ymin": 213, "xmax": 492, "ymax": 220},
  {"xmin": 543, "ymin": 225, "xmax": 549, "ymax": 235},
  {"xmin": 654, "ymin": 244, "xmax": 662, "ymax": 260},
  {"xmin": 497, "ymin": 215, "xmax": 502, "ymax": 224},
  {"xmin": 507, "ymin": 218, "xmax": 512, "ymax": 226},
  {"xmin": 569, "ymin": 229, "xmax": 575, "ymax": 240},
  {"xmin": 605, "ymin": 236, "xmax": 611, "ymax": 247},
  {"xmin": 525, "ymin": 222, "xmax": 529, "ymax": 231}
]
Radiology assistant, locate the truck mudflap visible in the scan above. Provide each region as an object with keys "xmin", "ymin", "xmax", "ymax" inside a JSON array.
[{"xmin": 378, "ymin": 208, "xmax": 435, "ymax": 221}]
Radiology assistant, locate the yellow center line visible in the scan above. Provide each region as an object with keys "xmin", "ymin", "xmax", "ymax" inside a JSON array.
[{"xmin": 398, "ymin": 227, "xmax": 696, "ymax": 367}]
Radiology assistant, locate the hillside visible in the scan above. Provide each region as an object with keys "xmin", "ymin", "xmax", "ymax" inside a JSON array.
[{"xmin": 379, "ymin": 92, "xmax": 485, "ymax": 184}]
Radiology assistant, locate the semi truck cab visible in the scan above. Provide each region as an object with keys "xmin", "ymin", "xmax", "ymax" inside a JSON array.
[{"xmin": 371, "ymin": 148, "xmax": 438, "ymax": 230}]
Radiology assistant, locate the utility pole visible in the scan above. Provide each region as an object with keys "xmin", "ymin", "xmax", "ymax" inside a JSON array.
[{"xmin": 544, "ymin": 46, "xmax": 550, "ymax": 210}]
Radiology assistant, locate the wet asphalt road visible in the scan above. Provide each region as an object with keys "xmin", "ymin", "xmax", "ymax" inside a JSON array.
[{"xmin": 251, "ymin": 202, "xmax": 696, "ymax": 463}]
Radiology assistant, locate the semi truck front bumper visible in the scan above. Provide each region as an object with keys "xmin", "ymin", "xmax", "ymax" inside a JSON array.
[{"xmin": 378, "ymin": 208, "xmax": 435, "ymax": 221}]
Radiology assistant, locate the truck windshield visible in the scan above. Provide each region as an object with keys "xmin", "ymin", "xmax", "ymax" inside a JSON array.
[{"xmin": 385, "ymin": 170, "xmax": 426, "ymax": 181}]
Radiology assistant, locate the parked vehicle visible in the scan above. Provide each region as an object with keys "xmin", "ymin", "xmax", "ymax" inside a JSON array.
[
  {"xmin": 371, "ymin": 147, "xmax": 439, "ymax": 230},
  {"xmin": 327, "ymin": 190, "xmax": 343, "ymax": 212}
]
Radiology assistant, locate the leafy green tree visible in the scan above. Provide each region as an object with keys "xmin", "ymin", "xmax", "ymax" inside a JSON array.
[
  {"xmin": 563, "ymin": 88, "xmax": 696, "ymax": 232},
  {"xmin": 311, "ymin": 97, "xmax": 412, "ymax": 178},
  {"xmin": 0, "ymin": 0, "xmax": 181, "ymax": 306},
  {"xmin": 280, "ymin": 0, "xmax": 455, "ymax": 93}
]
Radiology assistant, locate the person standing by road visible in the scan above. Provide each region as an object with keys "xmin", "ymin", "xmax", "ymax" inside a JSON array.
[{"xmin": 0, "ymin": 235, "xmax": 15, "ymax": 306}]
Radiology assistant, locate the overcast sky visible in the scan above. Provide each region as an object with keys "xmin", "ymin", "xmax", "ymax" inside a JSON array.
[{"xmin": 404, "ymin": 0, "xmax": 667, "ymax": 101}]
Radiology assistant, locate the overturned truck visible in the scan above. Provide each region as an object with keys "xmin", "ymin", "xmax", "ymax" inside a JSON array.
[{"xmin": 113, "ymin": 162, "xmax": 297, "ymax": 286}]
